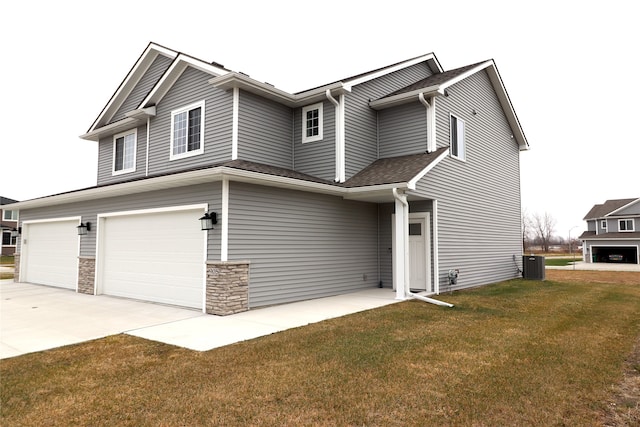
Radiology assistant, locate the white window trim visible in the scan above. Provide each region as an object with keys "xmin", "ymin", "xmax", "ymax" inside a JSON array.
[
  {"xmin": 170, "ymin": 100, "xmax": 205, "ymax": 161},
  {"xmin": 112, "ymin": 129, "xmax": 137, "ymax": 175},
  {"xmin": 449, "ymin": 113, "xmax": 466, "ymax": 161},
  {"xmin": 302, "ymin": 102, "xmax": 323, "ymax": 143},
  {"xmin": 2, "ymin": 230, "xmax": 17, "ymax": 247},
  {"xmin": 601, "ymin": 220, "xmax": 607, "ymax": 230},
  {"xmin": 3, "ymin": 210, "xmax": 18, "ymax": 221},
  {"xmin": 619, "ymin": 218, "xmax": 635, "ymax": 232}
]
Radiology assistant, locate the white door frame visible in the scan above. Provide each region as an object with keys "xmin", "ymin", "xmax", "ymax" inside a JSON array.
[{"xmin": 392, "ymin": 212, "xmax": 432, "ymax": 293}]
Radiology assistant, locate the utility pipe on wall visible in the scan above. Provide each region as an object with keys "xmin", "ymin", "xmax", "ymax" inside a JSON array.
[{"xmin": 326, "ymin": 90, "xmax": 344, "ymax": 182}]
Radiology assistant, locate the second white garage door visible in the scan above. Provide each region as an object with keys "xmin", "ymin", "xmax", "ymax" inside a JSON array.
[{"xmin": 100, "ymin": 208, "xmax": 205, "ymax": 309}]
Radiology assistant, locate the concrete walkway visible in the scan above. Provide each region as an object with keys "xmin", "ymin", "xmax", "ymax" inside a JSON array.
[
  {"xmin": 0, "ymin": 281, "xmax": 399, "ymax": 359},
  {"xmin": 546, "ymin": 261, "xmax": 640, "ymax": 272}
]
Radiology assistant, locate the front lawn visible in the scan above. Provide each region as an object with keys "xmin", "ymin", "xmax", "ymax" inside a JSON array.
[
  {"xmin": 545, "ymin": 257, "xmax": 580, "ymax": 266},
  {"xmin": 2, "ymin": 272, "xmax": 639, "ymax": 425}
]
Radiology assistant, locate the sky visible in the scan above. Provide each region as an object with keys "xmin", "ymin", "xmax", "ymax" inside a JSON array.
[{"xmin": 1, "ymin": 0, "xmax": 638, "ymax": 240}]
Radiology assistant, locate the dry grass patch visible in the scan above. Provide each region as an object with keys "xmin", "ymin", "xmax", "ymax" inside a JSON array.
[{"xmin": 2, "ymin": 277, "xmax": 640, "ymax": 426}]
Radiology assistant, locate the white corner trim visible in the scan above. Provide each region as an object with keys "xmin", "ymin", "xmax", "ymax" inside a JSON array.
[
  {"xmin": 232, "ymin": 87, "xmax": 239, "ymax": 160},
  {"xmin": 221, "ymin": 178, "xmax": 229, "ymax": 262}
]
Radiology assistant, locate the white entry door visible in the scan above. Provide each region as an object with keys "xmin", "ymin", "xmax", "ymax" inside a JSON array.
[{"xmin": 409, "ymin": 214, "xmax": 431, "ymax": 292}]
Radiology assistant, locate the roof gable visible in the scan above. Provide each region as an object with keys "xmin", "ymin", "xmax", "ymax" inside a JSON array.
[
  {"xmin": 88, "ymin": 43, "xmax": 178, "ymax": 133},
  {"xmin": 583, "ymin": 198, "xmax": 640, "ymax": 219}
]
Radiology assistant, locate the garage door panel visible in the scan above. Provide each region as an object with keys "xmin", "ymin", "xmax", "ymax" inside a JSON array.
[
  {"xmin": 101, "ymin": 209, "xmax": 204, "ymax": 309},
  {"xmin": 24, "ymin": 220, "xmax": 78, "ymax": 289}
]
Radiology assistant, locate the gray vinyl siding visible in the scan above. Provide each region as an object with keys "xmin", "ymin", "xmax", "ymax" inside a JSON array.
[
  {"xmin": 378, "ymin": 203, "xmax": 393, "ymax": 288},
  {"xmin": 17, "ymin": 183, "xmax": 222, "ymax": 260},
  {"xmin": 109, "ymin": 54, "xmax": 173, "ymax": 124},
  {"xmin": 238, "ymin": 90, "xmax": 293, "ymax": 168},
  {"xmin": 148, "ymin": 67, "xmax": 233, "ymax": 175},
  {"xmin": 615, "ymin": 203, "xmax": 640, "ymax": 216},
  {"xmin": 97, "ymin": 124, "xmax": 148, "ymax": 185},
  {"xmin": 345, "ymin": 62, "xmax": 434, "ymax": 178},
  {"xmin": 293, "ymin": 100, "xmax": 335, "ymax": 181},
  {"xmin": 378, "ymin": 102, "xmax": 428, "ymax": 158},
  {"xmin": 587, "ymin": 220, "xmax": 596, "ymax": 232},
  {"xmin": 413, "ymin": 69, "xmax": 523, "ymax": 290},
  {"xmin": 227, "ymin": 181, "xmax": 378, "ymax": 307}
]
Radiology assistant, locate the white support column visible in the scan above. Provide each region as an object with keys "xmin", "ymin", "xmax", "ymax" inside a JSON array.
[
  {"xmin": 393, "ymin": 189, "xmax": 409, "ymax": 300},
  {"xmin": 231, "ymin": 87, "xmax": 239, "ymax": 160},
  {"xmin": 221, "ymin": 178, "xmax": 229, "ymax": 261}
]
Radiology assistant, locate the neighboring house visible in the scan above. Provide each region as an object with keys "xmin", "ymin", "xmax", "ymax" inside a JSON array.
[
  {"xmin": 1, "ymin": 196, "xmax": 19, "ymax": 256},
  {"xmin": 7, "ymin": 42, "xmax": 528, "ymax": 315},
  {"xmin": 580, "ymin": 198, "xmax": 640, "ymax": 264}
]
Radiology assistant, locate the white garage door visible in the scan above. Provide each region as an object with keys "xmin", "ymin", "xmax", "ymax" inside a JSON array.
[
  {"xmin": 23, "ymin": 220, "xmax": 78, "ymax": 289},
  {"xmin": 100, "ymin": 209, "xmax": 205, "ymax": 309}
]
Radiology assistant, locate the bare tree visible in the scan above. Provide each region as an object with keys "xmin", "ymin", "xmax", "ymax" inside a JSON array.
[
  {"xmin": 522, "ymin": 209, "xmax": 533, "ymax": 251},
  {"xmin": 532, "ymin": 212, "xmax": 557, "ymax": 252}
]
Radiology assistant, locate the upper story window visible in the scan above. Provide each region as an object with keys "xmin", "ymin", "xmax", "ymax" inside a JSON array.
[
  {"xmin": 302, "ymin": 102, "xmax": 323, "ymax": 143},
  {"xmin": 601, "ymin": 220, "xmax": 607, "ymax": 230},
  {"xmin": 113, "ymin": 129, "xmax": 137, "ymax": 175},
  {"xmin": 619, "ymin": 219, "xmax": 635, "ymax": 232},
  {"xmin": 3, "ymin": 210, "xmax": 18, "ymax": 221},
  {"xmin": 450, "ymin": 114, "xmax": 465, "ymax": 161},
  {"xmin": 171, "ymin": 100, "xmax": 205, "ymax": 160}
]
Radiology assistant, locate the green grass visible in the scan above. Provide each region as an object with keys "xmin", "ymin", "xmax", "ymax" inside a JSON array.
[
  {"xmin": 2, "ymin": 278, "xmax": 639, "ymax": 426},
  {"xmin": 545, "ymin": 257, "xmax": 580, "ymax": 266},
  {"xmin": 0, "ymin": 255, "xmax": 14, "ymax": 264},
  {"xmin": 0, "ymin": 255, "xmax": 14, "ymax": 280}
]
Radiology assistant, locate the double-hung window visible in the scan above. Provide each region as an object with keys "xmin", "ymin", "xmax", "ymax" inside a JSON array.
[
  {"xmin": 619, "ymin": 219, "xmax": 635, "ymax": 232},
  {"xmin": 2, "ymin": 231, "xmax": 17, "ymax": 246},
  {"xmin": 450, "ymin": 114, "xmax": 465, "ymax": 160},
  {"xmin": 113, "ymin": 130, "xmax": 136, "ymax": 174},
  {"xmin": 171, "ymin": 101, "xmax": 205, "ymax": 160},
  {"xmin": 601, "ymin": 220, "xmax": 607, "ymax": 230},
  {"xmin": 302, "ymin": 102, "xmax": 323, "ymax": 143}
]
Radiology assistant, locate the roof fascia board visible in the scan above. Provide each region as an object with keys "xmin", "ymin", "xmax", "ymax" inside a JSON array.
[
  {"xmin": 407, "ymin": 148, "xmax": 451, "ymax": 189},
  {"xmin": 343, "ymin": 54, "xmax": 441, "ymax": 91},
  {"xmin": 88, "ymin": 44, "xmax": 178, "ymax": 132},
  {"xmin": 139, "ymin": 54, "xmax": 228, "ymax": 108},
  {"xmin": 79, "ymin": 117, "xmax": 141, "ymax": 141},
  {"xmin": 437, "ymin": 60, "xmax": 493, "ymax": 91},
  {"xmin": 369, "ymin": 85, "xmax": 441, "ymax": 110},
  {"xmin": 209, "ymin": 73, "xmax": 348, "ymax": 107},
  {"xmin": 482, "ymin": 63, "xmax": 529, "ymax": 151}
]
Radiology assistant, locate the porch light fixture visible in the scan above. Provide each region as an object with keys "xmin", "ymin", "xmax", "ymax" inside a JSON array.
[
  {"xmin": 199, "ymin": 212, "xmax": 218, "ymax": 231},
  {"xmin": 11, "ymin": 227, "xmax": 21, "ymax": 237},
  {"xmin": 77, "ymin": 222, "xmax": 91, "ymax": 236}
]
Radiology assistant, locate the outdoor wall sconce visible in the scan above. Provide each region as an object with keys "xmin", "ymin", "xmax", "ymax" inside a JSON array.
[
  {"xmin": 11, "ymin": 227, "xmax": 21, "ymax": 237},
  {"xmin": 199, "ymin": 212, "xmax": 218, "ymax": 231},
  {"xmin": 77, "ymin": 222, "xmax": 91, "ymax": 236}
]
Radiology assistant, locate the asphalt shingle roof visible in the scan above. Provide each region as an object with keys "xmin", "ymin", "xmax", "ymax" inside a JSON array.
[{"xmin": 583, "ymin": 198, "xmax": 639, "ymax": 219}]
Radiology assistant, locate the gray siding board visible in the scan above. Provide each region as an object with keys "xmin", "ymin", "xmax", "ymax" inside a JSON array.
[
  {"xmin": 615, "ymin": 203, "xmax": 640, "ymax": 216},
  {"xmin": 148, "ymin": 67, "xmax": 233, "ymax": 175},
  {"xmin": 414, "ymin": 69, "xmax": 523, "ymax": 290},
  {"xmin": 110, "ymin": 55, "xmax": 173, "ymax": 124},
  {"xmin": 18, "ymin": 183, "xmax": 222, "ymax": 260},
  {"xmin": 238, "ymin": 91, "xmax": 292, "ymax": 168},
  {"xmin": 293, "ymin": 100, "xmax": 335, "ymax": 181},
  {"xmin": 346, "ymin": 62, "xmax": 434, "ymax": 178},
  {"xmin": 227, "ymin": 182, "xmax": 378, "ymax": 307},
  {"xmin": 378, "ymin": 102, "xmax": 428, "ymax": 158}
]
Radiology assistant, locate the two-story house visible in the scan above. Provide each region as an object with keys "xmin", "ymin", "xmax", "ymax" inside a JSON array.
[
  {"xmin": 1, "ymin": 196, "xmax": 19, "ymax": 256},
  {"xmin": 7, "ymin": 42, "xmax": 528, "ymax": 314},
  {"xmin": 580, "ymin": 198, "xmax": 640, "ymax": 264}
]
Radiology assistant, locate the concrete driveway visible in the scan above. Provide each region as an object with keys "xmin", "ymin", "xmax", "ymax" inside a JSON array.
[{"xmin": 1, "ymin": 281, "xmax": 399, "ymax": 359}]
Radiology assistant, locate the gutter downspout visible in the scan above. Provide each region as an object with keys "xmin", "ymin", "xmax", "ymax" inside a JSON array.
[
  {"xmin": 418, "ymin": 93, "xmax": 436, "ymax": 153},
  {"xmin": 326, "ymin": 90, "xmax": 344, "ymax": 182},
  {"xmin": 392, "ymin": 188, "xmax": 453, "ymax": 308}
]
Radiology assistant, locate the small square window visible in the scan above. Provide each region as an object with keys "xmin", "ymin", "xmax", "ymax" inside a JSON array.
[
  {"xmin": 113, "ymin": 130, "xmax": 136, "ymax": 174},
  {"xmin": 302, "ymin": 102, "xmax": 323, "ymax": 143},
  {"xmin": 171, "ymin": 101, "xmax": 205, "ymax": 160},
  {"xmin": 450, "ymin": 114, "xmax": 465, "ymax": 161},
  {"xmin": 619, "ymin": 219, "xmax": 635, "ymax": 232}
]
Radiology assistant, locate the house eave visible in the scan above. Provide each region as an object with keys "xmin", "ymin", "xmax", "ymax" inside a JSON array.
[
  {"xmin": 79, "ymin": 117, "xmax": 142, "ymax": 141},
  {"xmin": 209, "ymin": 73, "xmax": 349, "ymax": 107},
  {"xmin": 369, "ymin": 86, "xmax": 441, "ymax": 110}
]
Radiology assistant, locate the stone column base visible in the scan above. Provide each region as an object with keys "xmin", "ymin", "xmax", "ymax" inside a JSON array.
[
  {"xmin": 13, "ymin": 253, "xmax": 20, "ymax": 282},
  {"xmin": 206, "ymin": 261, "xmax": 249, "ymax": 316},
  {"xmin": 78, "ymin": 257, "xmax": 96, "ymax": 295}
]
